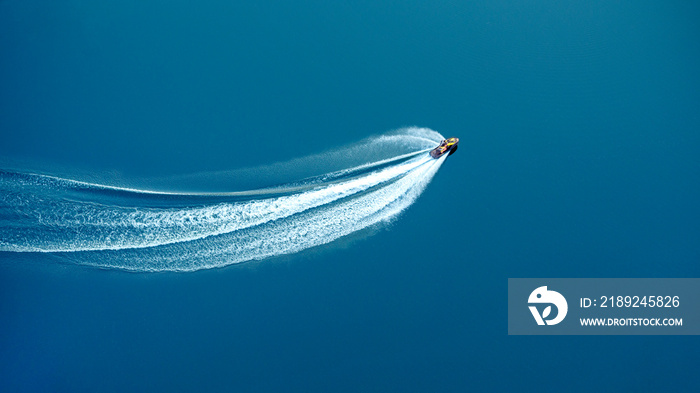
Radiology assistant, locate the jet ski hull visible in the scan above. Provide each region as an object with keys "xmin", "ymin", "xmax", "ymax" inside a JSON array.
[{"xmin": 430, "ymin": 137, "xmax": 459, "ymax": 159}]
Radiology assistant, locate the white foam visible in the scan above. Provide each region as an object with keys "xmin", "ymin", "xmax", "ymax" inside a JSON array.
[{"xmin": 0, "ymin": 128, "xmax": 450, "ymax": 271}]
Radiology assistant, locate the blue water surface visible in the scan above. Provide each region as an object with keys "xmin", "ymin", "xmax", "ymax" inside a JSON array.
[{"xmin": 1, "ymin": 1, "xmax": 699, "ymax": 392}]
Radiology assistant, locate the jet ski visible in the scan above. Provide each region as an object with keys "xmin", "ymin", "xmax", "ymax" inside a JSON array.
[{"xmin": 430, "ymin": 137, "xmax": 459, "ymax": 159}]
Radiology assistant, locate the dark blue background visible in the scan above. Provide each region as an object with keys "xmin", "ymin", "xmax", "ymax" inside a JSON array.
[{"xmin": 2, "ymin": 1, "xmax": 699, "ymax": 391}]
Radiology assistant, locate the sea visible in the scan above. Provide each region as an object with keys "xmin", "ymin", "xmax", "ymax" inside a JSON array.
[{"xmin": 1, "ymin": 1, "xmax": 699, "ymax": 392}]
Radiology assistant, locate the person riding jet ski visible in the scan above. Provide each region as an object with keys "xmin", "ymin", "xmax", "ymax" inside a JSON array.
[{"xmin": 430, "ymin": 137, "xmax": 459, "ymax": 159}]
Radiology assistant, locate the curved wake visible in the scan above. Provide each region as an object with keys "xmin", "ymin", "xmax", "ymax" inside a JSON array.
[{"xmin": 0, "ymin": 128, "xmax": 447, "ymax": 271}]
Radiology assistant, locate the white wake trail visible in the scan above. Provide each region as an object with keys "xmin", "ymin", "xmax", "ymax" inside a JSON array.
[{"xmin": 0, "ymin": 127, "xmax": 450, "ymax": 271}]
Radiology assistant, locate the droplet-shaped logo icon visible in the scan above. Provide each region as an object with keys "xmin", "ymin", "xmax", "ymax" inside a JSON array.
[{"xmin": 528, "ymin": 286, "xmax": 568, "ymax": 325}]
